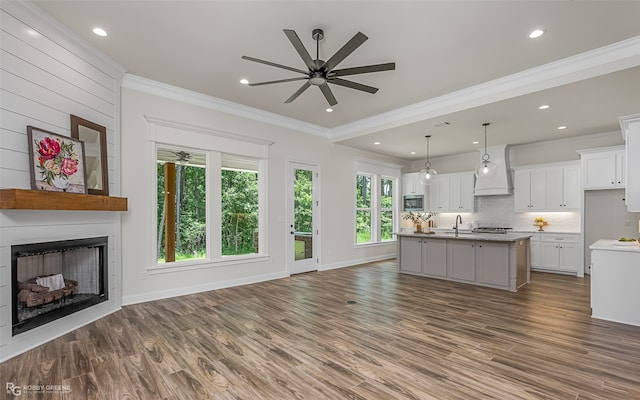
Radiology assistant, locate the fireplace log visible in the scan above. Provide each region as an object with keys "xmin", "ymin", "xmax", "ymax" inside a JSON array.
[{"xmin": 18, "ymin": 277, "xmax": 78, "ymax": 308}]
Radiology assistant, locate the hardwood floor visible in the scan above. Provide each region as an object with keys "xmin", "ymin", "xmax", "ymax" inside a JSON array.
[{"xmin": 3, "ymin": 260, "xmax": 640, "ymax": 399}]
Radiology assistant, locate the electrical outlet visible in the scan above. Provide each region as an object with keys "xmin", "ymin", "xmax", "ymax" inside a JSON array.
[{"xmin": 625, "ymin": 220, "xmax": 631, "ymax": 226}]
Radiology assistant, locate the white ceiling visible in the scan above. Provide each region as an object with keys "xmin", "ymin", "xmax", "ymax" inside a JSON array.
[{"xmin": 32, "ymin": 1, "xmax": 640, "ymax": 160}]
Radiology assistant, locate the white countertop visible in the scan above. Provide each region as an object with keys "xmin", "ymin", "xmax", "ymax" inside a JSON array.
[
  {"xmin": 589, "ymin": 239, "xmax": 640, "ymax": 253},
  {"xmin": 396, "ymin": 232, "xmax": 532, "ymax": 242}
]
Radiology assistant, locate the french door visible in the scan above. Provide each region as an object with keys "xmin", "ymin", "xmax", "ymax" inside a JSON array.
[{"xmin": 287, "ymin": 162, "xmax": 319, "ymax": 274}]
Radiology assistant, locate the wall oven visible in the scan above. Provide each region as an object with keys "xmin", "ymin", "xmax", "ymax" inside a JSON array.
[{"xmin": 403, "ymin": 195, "xmax": 424, "ymax": 211}]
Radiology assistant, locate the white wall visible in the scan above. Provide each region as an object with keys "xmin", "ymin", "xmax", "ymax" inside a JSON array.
[
  {"xmin": 0, "ymin": 1, "xmax": 125, "ymax": 361},
  {"xmin": 120, "ymin": 83, "xmax": 405, "ymax": 305}
]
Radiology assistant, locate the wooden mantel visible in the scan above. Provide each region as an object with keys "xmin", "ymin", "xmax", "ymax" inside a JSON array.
[{"xmin": 0, "ymin": 189, "xmax": 128, "ymax": 211}]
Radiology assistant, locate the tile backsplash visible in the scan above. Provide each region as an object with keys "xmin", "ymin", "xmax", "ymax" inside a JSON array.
[{"xmin": 407, "ymin": 194, "xmax": 581, "ymax": 233}]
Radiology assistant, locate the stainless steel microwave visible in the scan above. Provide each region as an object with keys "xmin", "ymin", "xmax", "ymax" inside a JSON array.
[{"xmin": 403, "ymin": 195, "xmax": 424, "ymax": 211}]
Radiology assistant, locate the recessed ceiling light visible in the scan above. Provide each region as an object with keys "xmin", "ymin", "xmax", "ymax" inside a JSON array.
[
  {"xmin": 239, "ymin": 79, "xmax": 249, "ymax": 85},
  {"xmin": 92, "ymin": 27, "xmax": 107, "ymax": 37},
  {"xmin": 538, "ymin": 104, "xmax": 550, "ymax": 110},
  {"xmin": 410, "ymin": 151, "xmax": 416, "ymax": 155},
  {"xmin": 472, "ymin": 141, "xmax": 479, "ymax": 144},
  {"xmin": 557, "ymin": 125, "xmax": 567, "ymax": 130},
  {"xmin": 325, "ymin": 108, "xmax": 333, "ymax": 113},
  {"xmin": 374, "ymin": 142, "xmax": 380, "ymax": 145},
  {"xmin": 529, "ymin": 29, "xmax": 545, "ymax": 39}
]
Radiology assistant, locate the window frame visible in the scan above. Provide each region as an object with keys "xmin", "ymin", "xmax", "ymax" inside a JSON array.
[
  {"xmin": 353, "ymin": 160, "xmax": 401, "ymax": 247},
  {"xmin": 146, "ymin": 117, "xmax": 271, "ymax": 273}
]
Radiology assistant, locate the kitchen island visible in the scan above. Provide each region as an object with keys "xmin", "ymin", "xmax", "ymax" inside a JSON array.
[
  {"xmin": 590, "ymin": 239, "xmax": 640, "ymax": 326},
  {"xmin": 397, "ymin": 232, "xmax": 531, "ymax": 291}
]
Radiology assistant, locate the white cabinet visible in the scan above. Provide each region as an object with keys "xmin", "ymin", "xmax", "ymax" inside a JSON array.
[
  {"xmin": 514, "ymin": 168, "xmax": 546, "ymax": 211},
  {"xmin": 579, "ymin": 147, "xmax": 625, "ymax": 190},
  {"xmin": 619, "ymin": 114, "xmax": 640, "ymax": 212},
  {"xmin": 427, "ymin": 172, "xmax": 474, "ymax": 213},
  {"xmin": 476, "ymin": 242, "xmax": 510, "ymax": 287},
  {"xmin": 545, "ymin": 165, "xmax": 580, "ymax": 210},
  {"xmin": 449, "ymin": 172, "xmax": 475, "ymax": 212},
  {"xmin": 427, "ymin": 176, "xmax": 450, "ymax": 212},
  {"xmin": 402, "ymin": 172, "xmax": 424, "ymax": 196},
  {"xmin": 447, "ymin": 240, "xmax": 476, "ymax": 282},
  {"xmin": 534, "ymin": 233, "xmax": 580, "ymax": 275},
  {"xmin": 530, "ymin": 239, "xmax": 542, "ymax": 267},
  {"xmin": 513, "ymin": 162, "xmax": 580, "ymax": 212}
]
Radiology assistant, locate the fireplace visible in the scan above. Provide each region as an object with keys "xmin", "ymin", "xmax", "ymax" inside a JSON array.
[{"xmin": 11, "ymin": 237, "xmax": 108, "ymax": 336}]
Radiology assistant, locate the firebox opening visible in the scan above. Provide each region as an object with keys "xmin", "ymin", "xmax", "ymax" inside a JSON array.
[{"xmin": 11, "ymin": 236, "xmax": 108, "ymax": 336}]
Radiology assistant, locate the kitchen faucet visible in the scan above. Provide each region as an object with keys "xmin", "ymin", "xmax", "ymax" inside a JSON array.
[{"xmin": 454, "ymin": 215, "xmax": 463, "ymax": 237}]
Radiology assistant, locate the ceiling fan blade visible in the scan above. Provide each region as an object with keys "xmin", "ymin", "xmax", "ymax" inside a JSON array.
[
  {"xmin": 283, "ymin": 29, "xmax": 316, "ymax": 71},
  {"xmin": 319, "ymin": 83, "xmax": 337, "ymax": 106},
  {"xmin": 285, "ymin": 81, "xmax": 311, "ymax": 103},
  {"xmin": 249, "ymin": 77, "xmax": 309, "ymax": 86},
  {"xmin": 331, "ymin": 62, "xmax": 396, "ymax": 77},
  {"xmin": 329, "ymin": 78, "xmax": 379, "ymax": 94},
  {"xmin": 322, "ymin": 31, "xmax": 368, "ymax": 72},
  {"xmin": 242, "ymin": 55, "xmax": 308, "ymax": 75}
]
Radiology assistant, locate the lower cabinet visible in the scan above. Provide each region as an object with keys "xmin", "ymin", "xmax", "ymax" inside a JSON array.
[
  {"xmin": 422, "ymin": 238, "xmax": 447, "ymax": 277},
  {"xmin": 398, "ymin": 236, "xmax": 446, "ymax": 277},
  {"xmin": 399, "ymin": 236, "xmax": 422, "ymax": 274},
  {"xmin": 529, "ymin": 233, "xmax": 581, "ymax": 275},
  {"xmin": 398, "ymin": 236, "xmax": 528, "ymax": 291},
  {"xmin": 447, "ymin": 240, "xmax": 476, "ymax": 282},
  {"xmin": 476, "ymin": 242, "xmax": 510, "ymax": 287}
]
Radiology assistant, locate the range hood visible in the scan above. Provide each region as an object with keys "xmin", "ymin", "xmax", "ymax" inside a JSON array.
[{"xmin": 474, "ymin": 144, "xmax": 513, "ymax": 196}]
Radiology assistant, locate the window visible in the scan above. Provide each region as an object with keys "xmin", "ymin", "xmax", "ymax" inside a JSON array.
[
  {"xmin": 221, "ymin": 157, "xmax": 259, "ymax": 256},
  {"xmin": 380, "ymin": 177, "xmax": 394, "ymax": 241},
  {"xmin": 356, "ymin": 174, "xmax": 372, "ymax": 243},
  {"xmin": 354, "ymin": 161, "xmax": 400, "ymax": 245},
  {"xmin": 156, "ymin": 147, "xmax": 207, "ymax": 264},
  {"xmin": 148, "ymin": 117, "xmax": 270, "ymax": 270}
]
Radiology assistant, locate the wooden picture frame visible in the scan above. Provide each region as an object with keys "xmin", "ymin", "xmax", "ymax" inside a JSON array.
[
  {"xmin": 27, "ymin": 126, "xmax": 87, "ymax": 193},
  {"xmin": 70, "ymin": 115, "xmax": 109, "ymax": 196}
]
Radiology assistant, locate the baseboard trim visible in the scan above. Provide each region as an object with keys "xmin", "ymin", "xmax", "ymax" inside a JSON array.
[
  {"xmin": 121, "ymin": 271, "xmax": 289, "ymax": 305},
  {"xmin": 320, "ymin": 254, "xmax": 396, "ymax": 271}
]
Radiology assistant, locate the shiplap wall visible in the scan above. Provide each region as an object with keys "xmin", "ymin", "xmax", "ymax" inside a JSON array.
[{"xmin": 0, "ymin": 1, "xmax": 125, "ymax": 361}]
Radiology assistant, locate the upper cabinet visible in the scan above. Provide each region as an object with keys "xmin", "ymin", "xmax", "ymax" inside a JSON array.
[
  {"xmin": 513, "ymin": 168, "xmax": 546, "ymax": 211},
  {"xmin": 578, "ymin": 146, "xmax": 625, "ymax": 190},
  {"xmin": 426, "ymin": 172, "xmax": 474, "ymax": 213},
  {"xmin": 513, "ymin": 162, "xmax": 581, "ymax": 212},
  {"xmin": 427, "ymin": 175, "xmax": 450, "ymax": 212},
  {"xmin": 545, "ymin": 165, "xmax": 581, "ymax": 210},
  {"xmin": 402, "ymin": 172, "xmax": 424, "ymax": 196},
  {"xmin": 619, "ymin": 114, "xmax": 640, "ymax": 212}
]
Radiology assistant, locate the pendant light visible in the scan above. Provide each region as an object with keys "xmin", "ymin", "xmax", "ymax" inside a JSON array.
[
  {"xmin": 475, "ymin": 122, "xmax": 497, "ymax": 178},
  {"xmin": 418, "ymin": 135, "xmax": 437, "ymax": 185}
]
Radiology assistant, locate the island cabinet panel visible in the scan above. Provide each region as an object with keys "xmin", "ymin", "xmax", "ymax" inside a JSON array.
[
  {"xmin": 422, "ymin": 239, "xmax": 447, "ymax": 277},
  {"xmin": 476, "ymin": 242, "xmax": 510, "ymax": 287},
  {"xmin": 447, "ymin": 240, "xmax": 476, "ymax": 282},
  {"xmin": 397, "ymin": 234, "xmax": 531, "ymax": 291},
  {"xmin": 399, "ymin": 236, "xmax": 422, "ymax": 274}
]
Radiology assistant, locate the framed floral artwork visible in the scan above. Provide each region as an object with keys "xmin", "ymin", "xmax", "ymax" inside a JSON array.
[{"xmin": 27, "ymin": 126, "xmax": 87, "ymax": 193}]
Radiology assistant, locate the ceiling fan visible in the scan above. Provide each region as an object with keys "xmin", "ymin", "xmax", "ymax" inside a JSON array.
[{"xmin": 242, "ymin": 28, "xmax": 395, "ymax": 106}]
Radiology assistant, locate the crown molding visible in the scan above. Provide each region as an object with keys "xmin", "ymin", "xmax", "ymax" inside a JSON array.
[
  {"xmin": 121, "ymin": 35, "xmax": 639, "ymax": 143},
  {"xmin": 328, "ymin": 35, "xmax": 640, "ymax": 142},
  {"xmin": 122, "ymin": 74, "xmax": 329, "ymax": 137}
]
